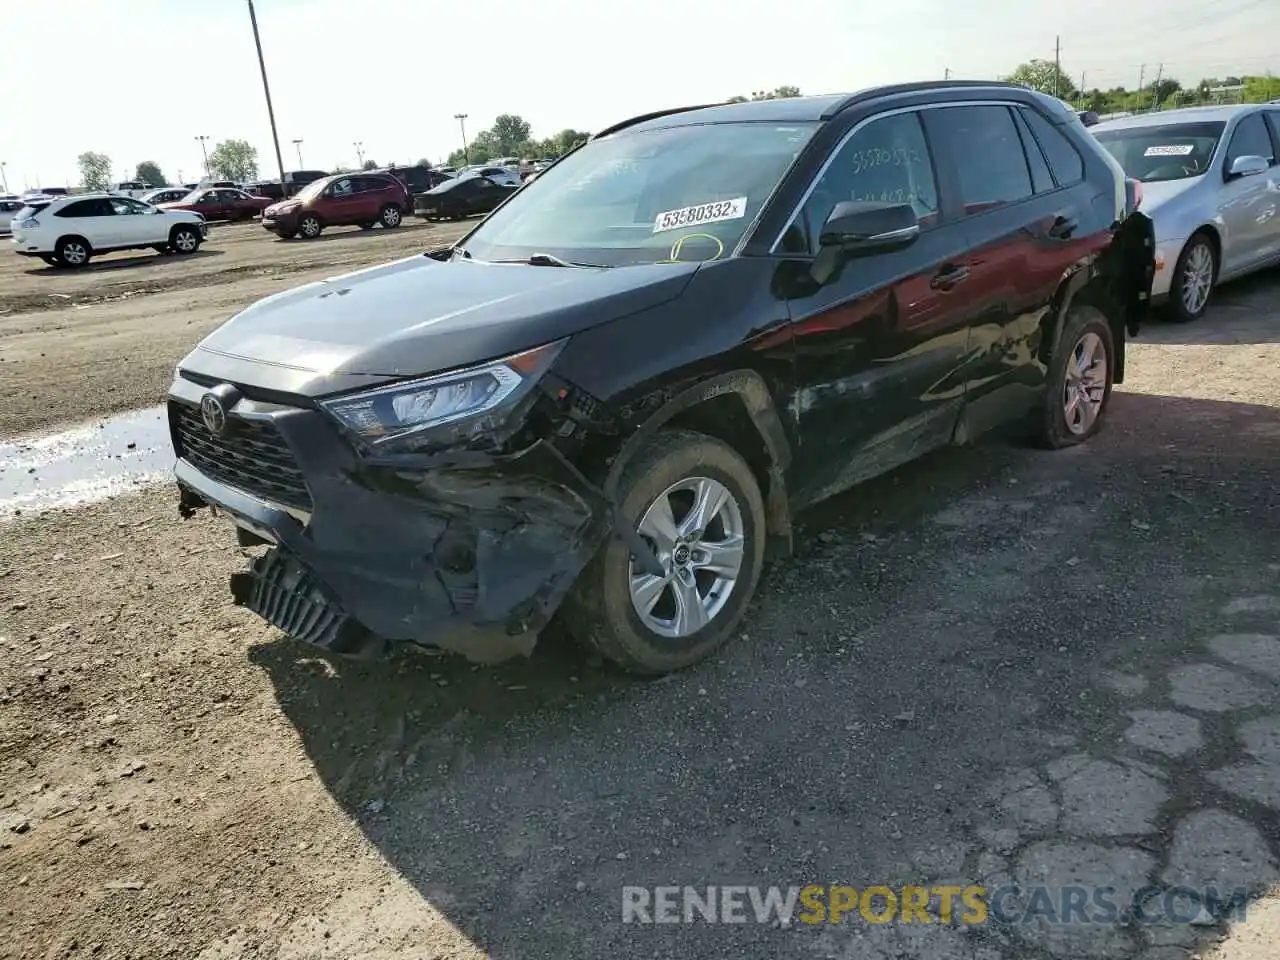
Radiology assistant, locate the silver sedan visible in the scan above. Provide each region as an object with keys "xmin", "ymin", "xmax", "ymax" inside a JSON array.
[{"xmin": 1091, "ymin": 104, "xmax": 1280, "ymax": 322}]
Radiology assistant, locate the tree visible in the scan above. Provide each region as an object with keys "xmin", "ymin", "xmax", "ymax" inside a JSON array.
[
  {"xmin": 1007, "ymin": 59, "xmax": 1078, "ymax": 100},
  {"xmin": 415, "ymin": 158, "xmax": 433, "ymax": 168},
  {"xmin": 1243, "ymin": 75, "xmax": 1280, "ymax": 103},
  {"xmin": 207, "ymin": 139, "xmax": 259, "ymax": 182},
  {"xmin": 727, "ymin": 85, "xmax": 802, "ymax": 103},
  {"xmin": 491, "ymin": 114, "xmax": 532, "ymax": 155},
  {"xmin": 77, "ymin": 151, "xmax": 112, "ymax": 190},
  {"xmin": 135, "ymin": 161, "xmax": 166, "ymax": 187},
  {"xmin": 361, "ymin": 159, "xmax": 378, "ymax": 170}
]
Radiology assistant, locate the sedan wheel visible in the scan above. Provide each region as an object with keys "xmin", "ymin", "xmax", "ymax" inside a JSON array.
[
  {"xmin": 1169, "ymin": 235, "xmax": 1216, "ymax": 323},
  {"xmin": 562, "ymin": 428, "xmax": 766, "ymax": 675}
]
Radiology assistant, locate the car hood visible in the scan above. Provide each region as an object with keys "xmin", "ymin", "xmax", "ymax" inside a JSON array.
[
  {"xmin": 1137, "ymin": 177, "xmax": 1201, "ymax": 215},
  {"xmin": 187, "ymin": 253, "xmax": 701, "ymax": 390},
  {"xmin": 264, "ymin": 199, "xmax": 303, "ymax": 216}
]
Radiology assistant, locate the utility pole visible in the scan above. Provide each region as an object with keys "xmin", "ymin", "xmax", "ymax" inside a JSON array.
[
  {"xmin": 454, "ymin": 113, "xmax": 469, "ymax": 165},
  {"xmin": 195, "ymin": 135, "xmax": 210, "ymax": 178},
  {"xmin": 0, "ymin": 162, "xmax": 7, "ymax": 193},
  {"xmin": 1080, "ymin": 71, "xmax": 1086, "ymax": 96},
  {"xmin": 944, "ymin": 67, "xmax": 951, "ymax": 80},
  {"xmin": 1151, "ymin": 63, "xmax": 1164, "ymax": 110},
  {"xmin": 246, "ymin": 0, "xmax": 287, "ymax": 193},
  {"xmin": 1054, "ymin": 35, "xmax": 1061, "ymax": 98},
  {"xmin": 353, "ymin": 141, "xmax": 364, "ymax": 167},
  {"xmin": 292, "ymin": 138, "xmax": 304, "ymax": 168},
  {"xmin": 1136, "ymin": 64, "xmax": 1145, "ymax": 111}
]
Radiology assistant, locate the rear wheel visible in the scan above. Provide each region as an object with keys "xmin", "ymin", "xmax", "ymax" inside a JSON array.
[
  {"xmin": 1167, "ymin": 233, "xmax": 1216, "ymax": 323},
  {"xmin": 54, "ymin": 237, "xmax": 91, "ymax": 268},
  {"xmin": 299, "ymin": 214, "xmax": 322, "ymax": 239},
  {"xmin": 379, "ymin": 204, "xmax": 402, "ymax": 228},
  {"xmin": 1030, "ymin": 304, "xmax": 1114, "ymax": 449},
  {"xmin": 562, "ymin": 428, "xmax": 766, "ymax": 675}
]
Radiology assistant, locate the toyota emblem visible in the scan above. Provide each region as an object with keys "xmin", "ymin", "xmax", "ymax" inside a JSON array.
[{"xmin": 200, "ymin": 393, "xmax": 228, "ymax": 436}]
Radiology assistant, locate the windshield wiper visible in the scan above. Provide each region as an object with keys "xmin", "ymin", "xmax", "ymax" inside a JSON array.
[{"xmin": 491, "ymin": 252, "xmax": 609, "ymax": 268}]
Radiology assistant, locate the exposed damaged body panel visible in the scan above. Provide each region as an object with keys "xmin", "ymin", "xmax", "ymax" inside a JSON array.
[{"xmin": 168, "ymin": 82, "xmax": 1155, "ymax": 674}]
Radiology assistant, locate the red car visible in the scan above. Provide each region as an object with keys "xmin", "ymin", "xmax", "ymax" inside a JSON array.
[
  {"xmin": 260, "ymin": 172, "xmax": 410, "ymax": 239},
  {"xmin": 160, "ymin": 187, "xmax": 273, "ymax": 222}
]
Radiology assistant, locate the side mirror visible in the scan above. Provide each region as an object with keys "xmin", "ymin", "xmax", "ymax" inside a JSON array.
[
  {"xmin": 1227, "ymin": 155, "xmax": 1269, "ymax": 178},
  {"xmin": 819, "ymin": 200, "xmax": 920, "ymax": 255}
]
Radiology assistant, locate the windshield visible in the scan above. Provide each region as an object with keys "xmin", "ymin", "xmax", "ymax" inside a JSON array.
[
  {"xmin": 457, "ymin": 121, "xmax": 818, "ymax": 267},
  {"xmin": 1093, "ymin": 121, "xmax": 1225, "ymax": 182},
  {"xmin": 295, "ymin": 177, "xmax": 331, "ymax": 201}
]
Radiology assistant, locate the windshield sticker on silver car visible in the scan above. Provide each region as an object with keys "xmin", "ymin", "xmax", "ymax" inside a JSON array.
[
  {"xmin": 653, "ymin": 197, "xmax": 748, "ymax": 234},
  {"xmin": 1143, "ymin": 144, "xmax": 1195, "ymax": 157}
]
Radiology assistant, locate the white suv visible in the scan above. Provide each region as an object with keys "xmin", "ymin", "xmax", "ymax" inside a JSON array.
[{"xmin": 10, "ymin": 194, "xmax": 208, "ymax": 268}]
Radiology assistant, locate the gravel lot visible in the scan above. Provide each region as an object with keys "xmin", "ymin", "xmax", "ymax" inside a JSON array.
[
  {"xmin": 0, "ymin": 219, "xmax": 470, "ymax": 438},
  {"xmin": 0, "ymin": 237, "xmax": 1278, "ymax": 960}
]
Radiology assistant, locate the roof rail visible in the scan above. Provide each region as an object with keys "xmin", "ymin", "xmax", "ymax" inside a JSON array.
[
  {"xmin": 591, "ymin": 102, "xmax": 728, "ymax": 140},
  {"xmin": 820, "ymin": 79, "xmax": 1026, "ymax": 118}
]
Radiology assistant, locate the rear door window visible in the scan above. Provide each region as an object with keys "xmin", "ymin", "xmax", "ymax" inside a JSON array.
[
  {"xmin": 57, "ymin": 199, "xmax": 115, "ymax": 218},
  {"xmin": 1018, "ymin": 107, "xmax": 1085, "ymax": 185},
  {"xmin": 1011, "ymin": 109, "xmax": 1055, "ymax": 194},
  {"xmin": 927, "ymin": 105, "xmax": 1034, "ymax": 215}
]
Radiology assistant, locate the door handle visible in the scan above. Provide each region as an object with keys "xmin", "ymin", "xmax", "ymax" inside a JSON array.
[
  {"xmin": 930, "ymin": 264, "xmax": 970, "ymax": 290},
  {"xmin": 1048, "ymin": 215, "xmax": 1079, "ymax": 239}
]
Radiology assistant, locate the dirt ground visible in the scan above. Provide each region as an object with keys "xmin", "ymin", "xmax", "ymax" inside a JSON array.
[
  {"xmin": 0, "ymin": 255, "xmax": 1278, "ymax": 959},
  {"xmin": 0, "ymin": 219, "xmax": 470, "ymax": 438}
]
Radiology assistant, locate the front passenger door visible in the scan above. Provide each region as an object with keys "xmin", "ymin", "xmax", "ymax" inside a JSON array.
[
  {"xmin": 1218, "ymin": 113, "xmax": 1279, "ymax": 274},
  {"xmin": 774, "ymin": 110, "xmax": 977, "ymax": 507}
]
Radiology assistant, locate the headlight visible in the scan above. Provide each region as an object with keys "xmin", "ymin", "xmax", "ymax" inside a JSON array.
[{"xmin": 321, "ymin": 338, "xmax": 567, "ymax": 446}]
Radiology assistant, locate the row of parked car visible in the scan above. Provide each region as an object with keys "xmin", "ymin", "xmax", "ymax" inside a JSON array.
[{"xmin": 4, "ymin": 160, "xmax": 540, "ymax": 266}]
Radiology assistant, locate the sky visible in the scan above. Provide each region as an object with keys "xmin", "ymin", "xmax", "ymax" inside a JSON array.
[{"xmin": 2, "ymin": 0, "xmax": 1277, "ymax": 192}]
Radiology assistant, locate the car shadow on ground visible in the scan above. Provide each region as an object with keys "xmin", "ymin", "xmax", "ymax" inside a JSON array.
[
  {"xmin": 252, "ymin": 391, "xmax": 1280, "ymax": 959},
  {"xmin": 21, "ymin": 248, "xmax": 225, "ymax": 276},
  {"xmin": 1143, "ymin": 266, "xmax": 1280, "ymax": 345},
  {"xmin": 269, "ymin": 221, "xmax": 440, "ymax": 244}
]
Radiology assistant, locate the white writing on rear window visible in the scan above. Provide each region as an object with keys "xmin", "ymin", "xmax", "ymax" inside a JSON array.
[
  {"xmin": 1143, "ymin": 144, "xmax": 1195, "ymax": 157},
  {"xmin": 653, "ymin": 197, "xmax": 748, "ymax": 234}
]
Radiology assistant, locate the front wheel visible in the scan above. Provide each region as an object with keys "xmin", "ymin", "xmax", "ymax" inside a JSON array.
[
  {"xmin": 1031, "ymin": 304, "xmax": 1114, "ymax": 449},
  {"xmin": 298, "ymin": 214, "xmax": 322, "ymax": 239},
  {"xmin": 562, "ymin": 428, "xmax": 767, "ymax": 675},
  {"xmin": 169, "ymin": 225, "xmax": 201, "ymax": 255},
  {"xmin": 1167, "ymin": 233, "xmax": 1216, "ymax": 323},
  {"xmin": 379, "ymin": 204, "xmax": 402, "ymax": 228}
]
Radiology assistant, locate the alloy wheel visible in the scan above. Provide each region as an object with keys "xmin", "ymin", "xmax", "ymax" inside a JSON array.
[
  {"xmin": 61, "ymin": 242, "xmax": 87, "ymax": 265},
  {"xmin": 301, "ymin": 217, "xmax": 320, "ymax": 238},
  {"xmin": 1180, "ymin": 242, "xmax": 1214, "ymax": 316},
  {"xmin": 1062, "ymin": 331, "xmax": 1108, "ymax": 436},
  {"xmin": 627, "ymin": 476, "xmax": 746, "ymax": 638},
  {"xmin": 174, "ymin": 230, "xmax": 198, "ymax": 252}
]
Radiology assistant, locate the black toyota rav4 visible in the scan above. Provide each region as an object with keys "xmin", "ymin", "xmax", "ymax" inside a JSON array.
[{"xmin": 168, "ymin": 81, "xmax": 1154, "ymax": 675}]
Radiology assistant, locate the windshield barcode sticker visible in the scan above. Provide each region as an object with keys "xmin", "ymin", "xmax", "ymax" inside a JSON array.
[
  {"xmin": 653, "ymin": 197, "xmax": 748, "ymax": 233},
  {"xmin": 1144, "ymin": 144, "xmax": 1195, "ymax": 157}
]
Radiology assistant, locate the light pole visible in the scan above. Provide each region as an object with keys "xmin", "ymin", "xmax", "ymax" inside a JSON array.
[
  {"xmin": 353, "ymin": 141, "xmax": 364, "ymax": 167},
  {"xmin": 454, "ymin": 113, "xmax": 469, "ymax": 165},
  {"xmin": 195, "ymin": 135, "xmax": 210, "ymax": 178},
  {"xmin": 292, "ymin": 138, "xmax": 304, "ymax": 169},
  {"xmin": 245, "ymin": 0, "xmax": 287, "ymax": 193},
  {"xmin": 0, "ymin": 162, "xmax": 8, "ymax": 193}
]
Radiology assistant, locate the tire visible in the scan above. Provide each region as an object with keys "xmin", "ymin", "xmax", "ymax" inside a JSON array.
[
  {"xmin": 54, "ymin": 236, "xmax": 91, "ymax": 268},
  {"xmin": 1030, "ymin": 304, "xmax": 1115, "ymax": 449},
  {"xmin": 379, "ymin": 205, "xmax": 402, "ymax": 229},
  {"xmin": 298, "ymin": 214, "xmax": 322, "ymax": 239},
  {"xmin": 169, "ymin": 225, "xmax": 201, "ymax": 255},
  {"xmin": 1167, "ymin": 233, "xmax": 1216, "ymax": 323},
  {"xmin": 562, "ymin": 428, "xmax": 767, "ymax": 675}
]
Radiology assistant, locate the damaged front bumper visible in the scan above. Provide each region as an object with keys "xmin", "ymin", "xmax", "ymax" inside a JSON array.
[{"xmin": 168, "ymin": 377, "xmax": 614, "ymax": 662}]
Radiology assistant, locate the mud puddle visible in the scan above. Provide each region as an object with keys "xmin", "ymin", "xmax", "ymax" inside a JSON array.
[{"xmin": 0, "ymin": 406, "xmax": 171, "ymax": 518}]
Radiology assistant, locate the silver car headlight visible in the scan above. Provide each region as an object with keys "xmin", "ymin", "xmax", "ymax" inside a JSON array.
[{"xmin": 321, "ymin": 338, "xmax": 567, "ymax": 446}]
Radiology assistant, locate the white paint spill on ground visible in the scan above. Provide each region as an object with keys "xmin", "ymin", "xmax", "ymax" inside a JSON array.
[{"xmin": 0, "ymin": 405, "xmax": 172, "ymax": 519}]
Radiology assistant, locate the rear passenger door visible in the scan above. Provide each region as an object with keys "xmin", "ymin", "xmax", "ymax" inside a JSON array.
[
  {"xmin": 921, "ymin": 102, "xmax": 1092, "ymax": 435},
  {"xmin": 57, "ymin": 198, "xmax": 121, "ymax": 246}
]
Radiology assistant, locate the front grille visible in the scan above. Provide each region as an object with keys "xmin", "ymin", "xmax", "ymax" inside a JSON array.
[{"xmin": 171, "ymin": 402, "xmax": 313, "ymax": 512}]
